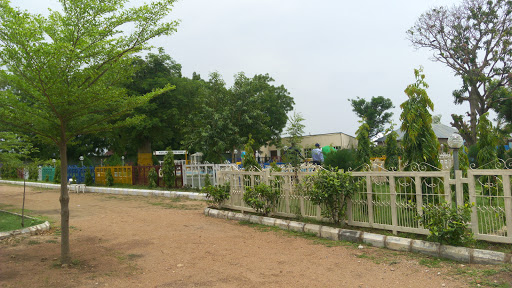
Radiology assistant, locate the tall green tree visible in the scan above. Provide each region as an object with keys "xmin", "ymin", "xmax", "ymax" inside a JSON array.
[
  {"xmin": 407, "ymin": 0, "xmax": 512, "ymax": 146},
  {"xmin": 349, "ymin": 96, "xmax": 394, "ymax": 138},
  {"xmin": 400, "ymin": 68, "xmax": 441, "ymax": 170},
  {"xmin": 184, "ymin": 72, "xmax": 294, "ymax": 163},
  {"xmin": 0, "ymin": 0, "xmax": 179, "ymax": 263},
  {"xmin": 356, "ymin": 121, "xmax": 371, "ymax": 169},
  {"xmin": 284, "ymin": 111, "xmax": 305, "ymax": 168},
  {"xmin": 476, "ymin": 112, "xmax": 499, "ymax": 167},
  {"xmin": 384, "ymin": 130, "xmax": 401, "ymax": 170}
]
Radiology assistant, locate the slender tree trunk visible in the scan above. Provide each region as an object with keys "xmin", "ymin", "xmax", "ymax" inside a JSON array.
[
  {"xmin": 59, "ymin": 140, "xmax": 71, "ymax": 264},
  {"xmin": 468, "ymin": 87, "xmax": 479, "ymax": 146}
]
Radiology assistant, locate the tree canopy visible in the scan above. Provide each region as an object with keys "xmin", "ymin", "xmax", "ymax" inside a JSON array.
[
  {"xmin": 407, "ymin": 0, "xmax": 512, "ymax": 146},
  {"xmin": 0, "ymin": 0, "xmax": 179, "ymax": 263},
  {"xmin": 400, "ymin": 68, "xmax": 441, "ymax": 170},
  {"xmin": 349, "ymin": 96, "xmax": 394, "ymax": 139}
]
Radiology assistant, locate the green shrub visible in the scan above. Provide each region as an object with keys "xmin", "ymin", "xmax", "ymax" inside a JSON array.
[
  {"xmin": 28, "ymin": 164, "xmax": 39, "ymax": 181},
  {"xmin": 53, "ymin": 163, "xmax": 61, "ymax": 184},
  {"xmin": 202, "ymin": 183, "xmax": 230, "ymax": 208},
  {"xmin": 418, "ymin": 202, "xmax": 474, "ymax": 246},
  {"xmin": 303, "ymin": 169, "xmax": 358, "ymax": 224},
  {"xmin": 105, "ymin": 169, "xmax": 114, "ymax": 187},
  {"xmin": 324, "ymin": 149, "xmax": 356, "ymax": 171},
  {"xmin": 84, "ymin": 169, "xmax": 94, "ymax": 186},
  {"xmin": 243, "ymin": 183, "xmax": 280, "ymax": 216},
  {"xmin": 44, "ymin": 174, "xmax": 50, "ymax": 182},
  {"xmin": 161, "ymin": 149, "xmax": 175, "ymax": 188},
  {"xmin": 148, "ymin": 168, "xmax": 158, "ymax": 189}
]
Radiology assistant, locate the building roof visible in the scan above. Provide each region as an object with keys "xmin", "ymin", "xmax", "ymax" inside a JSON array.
[{"xmin": 376, "ymin": 123, "xmax": 457, "ymax": 143}]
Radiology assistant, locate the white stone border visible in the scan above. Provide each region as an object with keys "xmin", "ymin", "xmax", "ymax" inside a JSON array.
[
  {"xmin": 204, "ymin": 207, "xmax": 512, "ymax": 265},
  {"xmin": 0, "ymin": 210, "xmax": 50, "ymax": 240},
  {"xmin": 0, "ymin": 180, "xmax": 207, "ymax": 200}
]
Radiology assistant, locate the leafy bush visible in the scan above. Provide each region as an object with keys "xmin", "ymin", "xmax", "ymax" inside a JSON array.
[
  {"xmin": 0, "ymin": 164, "xmax": 18, "ymax": 179},
  {"xmin": 53, "ymin": 162, "xmax": 61, "ymax": 184},
  {"xmin": 148, "ymin": 168, "xmax": 158, "ymax": 188},
  {"xmin": 84, "ymin": 168, "xmax": 94, "ymax": 186},
  {"xmin": 162, "ymin": 149, "xmax": 176, "ymax": 188},
  {"xmin": 105, "ymin": 169, "xmax": 114, "ymax": 187},
  {"xmin": 28, "ymin": 164, "xmax": 39, "ymax": 181},
  {"xmin": 242, "ymin": 135, "xmax": 260, "ymax": 171},
  {"xmin": 418, "ymin": 202, "xmax": 474, "ymax": 246},
  {"xmin": 202, "ymin": 182, "xmax": 230, "ymax": 208},
  {"xmin": 243, "ymin": 183, "xmax": 280, "ymax": 216},
  {"xmin": 324, "ymin": 149, "xmax": 356, "ymax": 171},
  {"xmin": 303, "ymin": 169, "xmax": 358, "ymax": 224},
  {"xmin": 105, "ymin": 153, "xmax": 122, "ymax": 166}
]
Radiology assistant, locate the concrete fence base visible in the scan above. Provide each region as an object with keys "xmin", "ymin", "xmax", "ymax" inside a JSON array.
[{"xmin": 204, "ymin": 207, "xmax": 512, "ymax": 265}]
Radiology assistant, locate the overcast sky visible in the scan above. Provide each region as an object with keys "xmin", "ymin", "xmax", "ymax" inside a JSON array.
[{"xmin": 10, "ymin": 0, "xmax": 467, "ymax": 137}]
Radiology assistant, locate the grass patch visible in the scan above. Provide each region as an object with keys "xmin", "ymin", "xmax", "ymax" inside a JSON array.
[
  {"xmin": 0, "ymin": 211, "xmax": 45, "ymax": 232},
  {"xmin": 419, "ymin": 258, "xmax": 443, "ymax": 268}
]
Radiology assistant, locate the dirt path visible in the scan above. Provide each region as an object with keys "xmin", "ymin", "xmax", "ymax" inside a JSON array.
[{"xmin": 0, "ymin": 184, "xmax": 503, "ymax": 287}]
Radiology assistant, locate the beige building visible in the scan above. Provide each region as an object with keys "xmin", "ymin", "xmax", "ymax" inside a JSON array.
[{"xmin": 259, "ymin": 132, "xmax": 357, "ymax": 162}]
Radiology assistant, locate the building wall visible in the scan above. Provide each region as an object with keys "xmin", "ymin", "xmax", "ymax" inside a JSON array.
[{"xmin": 259, "ymin": 132, "xmax": 357, "ymax": 161}]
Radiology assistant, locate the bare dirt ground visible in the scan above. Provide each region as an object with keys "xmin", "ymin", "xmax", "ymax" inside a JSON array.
[{"xmin": 0, "ymin": 184, "xmax": 510, "ymax": 288}]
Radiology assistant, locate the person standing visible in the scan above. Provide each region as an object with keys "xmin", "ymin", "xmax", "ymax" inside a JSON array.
[{"xmin": 312, "ymin": 143, "xmax": 324, "ymax": 165}]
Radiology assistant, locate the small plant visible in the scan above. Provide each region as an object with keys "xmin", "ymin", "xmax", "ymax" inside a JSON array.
[
  {"xmin": 161, "ymin": 148, "xmax": 176, "ymax": 188},
  {"xmin": 71, "ymin": 176, "xmax": 77, "ymax": 184},
  {"xmin": 84, "ymin": 168, "xmax": 94, "ymax": 186},
  {"xmin": 44, "ymin": 174, "xmax": 50, "ymax": 182},
  {"xmin": 202, "ymin": 182, "xmax": 230, "ymax": 208},
  {"xmin": 148, "ymin": 168, "xmax": 158, "ymax": 188},
  {"xmin": 53, "ymin": 163, "xmax": 61, "ymax": 184},
  {"xmin": 243, "ymin": 183, "xmax": 280, "ymax": 216},
  {"xmin": 105, "ymin": 169, "xmax": 114, "ymax": 187},
  {"xmin": 417, "ymin": 202, "xmax": 474, "ymax": 246},
  {"xmin": 303, "ymin": 169, "xmax": 358, "ymax": 224}
]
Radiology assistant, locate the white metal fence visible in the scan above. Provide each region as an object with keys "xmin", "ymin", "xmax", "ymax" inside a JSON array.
[
  {"xmin": 217, "ymin": 167, "xmax": 512, "ymax": 244},
  {"xmin": 182, "ymin": 164, "xmax": 240, "ymax": 189}
]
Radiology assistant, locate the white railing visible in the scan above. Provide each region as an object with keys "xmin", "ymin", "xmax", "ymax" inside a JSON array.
[
  {"xmin": 182, "ymin": 164, "xmax": 239, "ymax": 189},
  {"xmin": 216, "ymin": 168, "xmax": 512, "ymax": 244}
]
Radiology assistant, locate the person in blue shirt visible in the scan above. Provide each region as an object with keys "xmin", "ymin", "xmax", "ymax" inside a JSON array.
[{"xmin": 311, "ymin": 143, "xmax": 324, "ymax": 165}]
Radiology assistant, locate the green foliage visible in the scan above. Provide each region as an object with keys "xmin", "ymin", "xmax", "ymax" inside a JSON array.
[
  {"xmin": 408, "ymin": 0, "xmax": 512, "ymax": 146},
  {"xmin": 44, "ymin": 174, "xmax": 50, "ymax": 182},
  {"xmin": 105, "ymin": 154, "xmax": 123, "ymax": 167},
  {"xmin": 283, "ymin": 112, "xmax": 305, "ymax": 168},
  {"xmin": 161, "ymin": 148, "xmax": 176, "ymax": 188},
  {"xmin": 477, "ymin": 113, "xmax": 499, "ymax": 167},
  {"xmin": 148, "ymin": 168, "xmax": 158, "ymax": 189},
  {"xmin": 243, "ymin": 183, "xmax": 280, "ymax": 216},
  {"xmin": 0, "ymin": 132, "xmax": 35, "ymax": 166},
  {"xmin": 418, "ymin": 202, "xmax": 474, "ymax": 246},
  {"xmin": 53, "ymin": 162, "xmax": 61, "ymax": 184},
  {"xmin": 303, "ymin": 169, "xmax": 358, "ymax": 224},
  {"xmin": 384, "ymin": 131, "xmax": 401, "ymax": 170},
  {"xmin": 399, "ymin": 68, "xmax": 440, "ymax": 170},
  {"xmin": 84, "ymin": 169, "xmax": 94, "ymax": 186},
  {"xmin": 0, "ymin": 164, "xmax": 19, "ymax": 179},
  {"xmin": 242, "ymin": 135, "xmax": 260, "ymax": 171},
  {"xmin": 370, "ymin": 145, "xmax": 386, "ymax": 158},
  {"xmin": 348, "ymin": 96, "xmax": 394, "ymax": 138},
  {"xmin": 71, "ymin": 176, "xmax": 77, "ymax": 184},
  {"xmin": 184, "ymin": 72, "xmax": 294, "ymax": 163},
  {"xmin": 105, "ymin": 169, "xmax": 114, "ymax": 187},
  {"xmin": 202, "ymin": 183, "xmax": 231, "ymax": 208},
  {"xmin": 28, "ymin": 164, "xmax": 39, "ymax": 181},
  {"xmin": 356, "ymin": 122, "xmax": 371, "ymax": 169},
  {"xmin": 324, "ymin": 149, "xmax": 356, "ymax": 171}
]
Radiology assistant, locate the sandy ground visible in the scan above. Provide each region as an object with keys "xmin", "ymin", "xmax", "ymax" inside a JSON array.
[{"xmin": 0, "ymin": 184, "xmax": 507, "ymax": 287}]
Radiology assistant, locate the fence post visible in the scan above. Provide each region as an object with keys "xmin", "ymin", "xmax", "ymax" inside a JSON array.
[
  {"xmin": 389, "ymin": 175, "xmax": 397, "ymax": 235},
  {"xmin": 467, "ymin": 171, "xmax": 479, "ymax": 236},
  {"xmin": 415, "ymin": 175, "xmax": 423, "ymax": 219},
  {"xmin": 502, "ymin": 174, "xmax": 512, "ymax": 239},
  {"xmin": 455, "ymin": 170, "xmax": 464, "ymax": 206},
  {"xmin": 366, "ymin": 175, "xmax": 374, "ymax": 227}
]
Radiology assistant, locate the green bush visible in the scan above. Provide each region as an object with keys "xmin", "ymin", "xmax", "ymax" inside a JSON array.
[
  {"xmin": 105, "ymin": 169, "xmax": 114, "ymax": 187},
  {"xmin": 84, "ymin": 169, "xmax": 94, "ymax": 186},
  {"xmin": 243, "ymin": 183, "xmax": 280, "ymax": 216},
  {"xmin": 418, "ymin": 202, "xmax": 474, "ymax": 246},
  {"xmin": 161, "ymin": 149, "xmax": 175, "ymax": 188},
  {"xmin": 202, "ymin": 183, "xmax": 230, "ymax": 208},
  {"xmin": 324, "ymin": 149, "xmax": 356, "ymax": 171},
  {"xmin": 28, "ymin": 164, "xmax": 39, "ymax": 181},
  {"xmin": 303, "ymin": 169, "xmax": 358, "ymax": 224},
  {"xmin": 148, "ymin": 168, "xmax": 158, "ymax": 188},
  {"xmin": 53, "ymin": 162, "xmax": 61, "ymax": 184}
]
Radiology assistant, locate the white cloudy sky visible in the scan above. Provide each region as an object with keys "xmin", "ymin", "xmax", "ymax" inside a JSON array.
[{"xmin": 10, "ymin": 0, "xmax": 467, "ymax": 137}]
